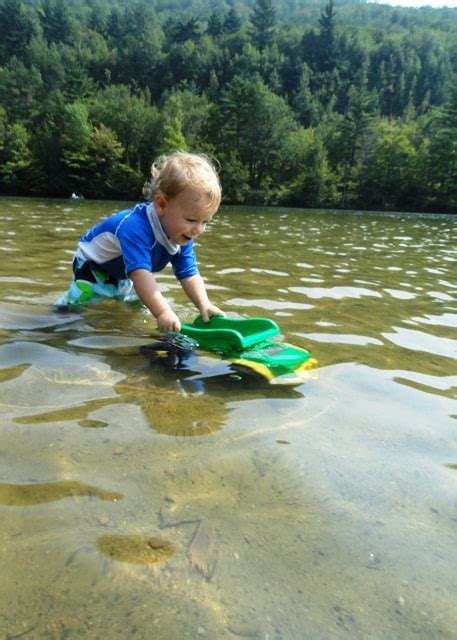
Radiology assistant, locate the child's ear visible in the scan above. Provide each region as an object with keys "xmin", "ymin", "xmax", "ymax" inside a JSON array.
[{"xmin": 154, "ymin": 193, "xmax": 166, "ymax": 215}]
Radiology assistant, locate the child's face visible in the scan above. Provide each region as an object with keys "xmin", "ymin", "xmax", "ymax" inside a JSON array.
[{"xmin": 154, "ymin": 186, "xmax": 215, "ymax": 245}]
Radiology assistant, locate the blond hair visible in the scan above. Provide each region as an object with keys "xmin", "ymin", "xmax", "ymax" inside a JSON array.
[{"xmin": 143, "ymin": 151, "xmax": 221, "ymax": 213}]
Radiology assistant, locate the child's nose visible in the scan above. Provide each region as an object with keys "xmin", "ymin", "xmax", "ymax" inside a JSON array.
[{"xmin": 193, "ymin": 222, "xmax": 205, "ymax": 235}]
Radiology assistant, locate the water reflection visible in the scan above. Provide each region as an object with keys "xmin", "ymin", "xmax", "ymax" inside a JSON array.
[
  {"xmin": 2, "ymin": 324, "xmax": 304, "ymax": 437},
  {"xmin": 109, "ymin": 337, "xmax": 304, "ymax": 436},
  {"xmin": 115, "ymin": 375, "xmax": 228, "ymax": 437}
]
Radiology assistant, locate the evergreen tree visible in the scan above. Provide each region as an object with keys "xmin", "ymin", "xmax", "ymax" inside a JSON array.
[
  {"xmin": 317, "ymin": 0, "xmax": 337, "ymax": 73},
  {"xmin": 0, "ymin": 0, "xmax": 36, "ymax": 63},
  {"xmin": 106, "ymin": 7, "xmax": 124, "ymax": 41},
  {"xmin": 293, "ymin": 64, "xmax": 320, "ymax": 127},
  {"xmin": 425, "ymin": 78, "xmax": 457, "ymax": 210},
  {"xmin": 216, "ymin": 74, "xmax": 297, "ymax": 192},
  {"xmin": 173, "ymin": 17, "xmax": 202, "ymax": 44},
  {"xmin": 324, "ymin": 82, "xmax": 375, "ymax": 206},
  {"xmin": 0, "ymin": 59, "xmax": 44, "ymax": 122},
  {"xmin": 40, "ymin": 0, "xmax": 74, "ymax": 45},
  {"xmin": 249, "ymin": 0, "xmax": 276, "ymax": 51},
  {"xmin": 208, "ymin": 69, "xmax": 220, "ymax": 100},
  {"xmin": 88, "ymin": 2, "xmax": 109, "ymax": 36},
  {"xmin": 207, "ymin": 11, "xmax": 223, "ymax": 38},
  {"xmin": 223, "ymin": 8, "xmax": 241, "ymax": 35}
]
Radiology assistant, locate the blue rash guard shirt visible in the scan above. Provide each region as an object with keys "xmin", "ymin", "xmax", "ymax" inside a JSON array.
[{"xmin": 74, "ymin": 202, "xmax": 199, "ymax": 281}]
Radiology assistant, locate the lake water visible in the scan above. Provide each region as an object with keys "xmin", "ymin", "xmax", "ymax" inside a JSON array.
[{"xmin": 0, "ymin": 197, "xmax": 456, "ymax": 639}]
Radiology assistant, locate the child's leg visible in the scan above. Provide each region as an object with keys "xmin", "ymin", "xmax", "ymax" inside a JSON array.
[{"xmin": 55, "ymin": 259, "xmax": 133, "ymax": 307}]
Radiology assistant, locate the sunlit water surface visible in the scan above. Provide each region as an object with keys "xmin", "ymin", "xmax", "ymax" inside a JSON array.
[{"xmin": 0, "ymin": 197, "xmax": 456, "ymax": 639}]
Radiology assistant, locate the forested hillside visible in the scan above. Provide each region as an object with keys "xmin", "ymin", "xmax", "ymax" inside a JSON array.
[{"xmin": 1, "ymin": 0, "xmax": 456, "ymax": 211}]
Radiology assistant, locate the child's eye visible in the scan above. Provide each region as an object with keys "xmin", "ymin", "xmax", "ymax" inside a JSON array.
[{"xmin": 186, "ymin": 218, "xmax": 209, "ymax": 225}]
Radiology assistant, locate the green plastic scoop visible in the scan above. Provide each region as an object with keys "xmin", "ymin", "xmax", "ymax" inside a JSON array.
[
  {"xmin": 180, "ymin": 316, "xmax": 317, "ymax": 383},
  {"xmin": 180, "ymin": 315, "xmax": 280, "ymax": 352}
]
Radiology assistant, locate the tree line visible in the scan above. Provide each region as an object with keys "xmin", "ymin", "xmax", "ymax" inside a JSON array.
[{"xmin": 0, "ymin": 0, "xmax": 456, "ymax": 212}]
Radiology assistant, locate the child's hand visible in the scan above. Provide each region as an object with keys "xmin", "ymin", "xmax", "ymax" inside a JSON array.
[
  {"xmin": 198, "ymin": 303, "xmax": 225, "ymax": 323},
  {"xmin": 156, "ymin": 308, "xmax": 181, "ymax": 332}
]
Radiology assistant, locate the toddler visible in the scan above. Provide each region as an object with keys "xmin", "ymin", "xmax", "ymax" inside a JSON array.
[{"xmin": 57, "ymin": 151, "xmax": 224, "ymax": 332}]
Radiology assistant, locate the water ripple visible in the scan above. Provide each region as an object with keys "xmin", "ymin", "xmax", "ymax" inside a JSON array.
[
  {"xmin": 289, "ymin": 286, "xmax": 382, "ymax": 299},
  {"xmin": 383, "ymin": 289, "xmax": 417, "ymax": 300},
  {"xmin": 251, "ymin": 268, "xmax": 289, "ymax": 277},
  {"xmin": 411, "ymin": 313, "xmax": 457, "ymax": 328},
  {"xmin": 383, "ymin": 327, "xmax": 457, "ymax": 360},
  {"xmin": 226, "ymin": 298, "xmax": 313, "ymax": 311},
  {"xmin": 297, "ymin": 332, "xmax": 383, "ymax": 346}
]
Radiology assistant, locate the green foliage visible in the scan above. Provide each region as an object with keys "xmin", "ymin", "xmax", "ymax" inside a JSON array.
[
  {"xmin": 424, "ymin": 79, "xmax": 457, "ymax": 210},
  {"xmin": 0, "ymin": 59, "xmax": 44, "ymax": 122},
  {"xmin": 223, "ymin": 8, "xmax": 242, "ymax": 35},
  {"xmin": 0, "ymin": 0, "xmax": 37, "ymax": 64},
  {"xmin": 249, "ymin": 0, "xmax": 276, "ymax": 51},
  {"xmin": 164, "ymin": 89, "xmax": 211, "ymax": 151},
  {"xmin": 277, "ymin": 126, "xmax": 337, "ymax": 207},
  {"xmin": 0, "ymin": 121, "xmax": 32, "ymax": 191},
  {"xmin": 357, "ymin": 118, "xmax": 424, "ymax": 210},
  {"xmin": 217, "ymin": 150, "xmax": 251, "ymax": 203},
  {"xmin": 159, "ymin": 93, "xmax": 188, "ymax": 154},
  {"xmin": 317, "ymin": 0, "xmax": 337, "ymax": 72},
  {"xmin": 216, "ymin": 74, "xmax": 298, "ymax": 195},
  {"xmin": 88, "ymin": 85, "xmax": 161, "ymax": 170},
  {"xmin": 85, "ymin": 124, "xmax": 130, "ymax": 199},
  {"xmin": 40, "ymin": 0, "xmax": 75, "ymax": 45},
  {"xmin": 207, "ymin": 11, "xmax": 223, "ymax": 38},
  {"xmin": 170, "ymin": 16, "xmax": 202, "ymax": 43},
  {"xmin": 60, "ymin": 102, "xmax": 91, "ymax": 190},
  {"xmin": 0, "ymin": 0, "xmax": 456, "ymax": 211}
]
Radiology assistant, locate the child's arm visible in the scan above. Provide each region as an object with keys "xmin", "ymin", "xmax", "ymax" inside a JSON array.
[
  {"xmin": 180, "ymin": 274, "xmax": 225, "ymax": 322},
  {"xmin": 129, "ymin": 269, "xmax": 181, "ymax": 332}
]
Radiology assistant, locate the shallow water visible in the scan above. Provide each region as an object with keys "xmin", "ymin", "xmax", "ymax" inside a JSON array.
[{"xmin": 0, "ymin": 197, "xmax": 456, "ymax": 639}]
